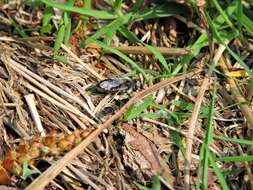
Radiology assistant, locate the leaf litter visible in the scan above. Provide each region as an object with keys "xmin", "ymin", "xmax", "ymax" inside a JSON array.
[{"xmin": 0, "ymin": 0, "xmax": 253, "ymax": 189}]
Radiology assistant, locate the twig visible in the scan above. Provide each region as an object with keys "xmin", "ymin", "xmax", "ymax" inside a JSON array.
[
  {"xmin": 24, "ymin": 94, "xmax": 46, "ymax": 137},
  {"xmin": 184, "ymin": 44, "xmax": 226, "ymax": 190},
  {"xmin": 25, "ymin": 69, "xmax": 201, "ymax": 190},
  {"xmin": 111, "ymin": 46, "xmax": 192, "ymax": 56}
]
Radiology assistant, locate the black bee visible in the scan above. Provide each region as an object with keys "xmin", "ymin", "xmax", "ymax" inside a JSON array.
[{"xmin": 93, "ymin": 77, "xmax": 136, "ymax": 94}]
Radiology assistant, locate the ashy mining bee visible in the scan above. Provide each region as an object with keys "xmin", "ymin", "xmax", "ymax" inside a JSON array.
[{"xmin": 92, "ymin": 77, "xmax": 136, "ymax": 94}]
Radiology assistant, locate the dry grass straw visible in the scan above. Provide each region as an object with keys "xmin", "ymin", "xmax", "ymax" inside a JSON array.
[
  {"xmin": 25, "ymin": 69, "xmax": 201, "ymax": 190},
  {"xmin": 184, "ymin": 44, "xmax": 226, "ymax": 189}
]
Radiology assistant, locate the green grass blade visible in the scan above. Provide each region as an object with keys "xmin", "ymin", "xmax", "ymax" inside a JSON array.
[
  {"xmin": 213, "ymin": 135, "xmax": 253, "ymax": 146},
  {"xmin": 145, "ymin": 45, "xmax": 170, "ymax": 73},
  {"xmin": 119, "ymin": 26, "xmax": 140, "ymax": 43},
  {"xmin": 225, "ymin": 45, "xmax": 253, "ymax": 79},
  {"xmin": 94, "ymin": 40, "xmax": 149, "ymax": 80},
  {"xmin": 135, "ymin": 183, "xmax": 150, "ymax": 190},
  {"xmin": 205, "ymin": 11, "xmax": 253, "ymax": 80},
  {"xmin": 173, "ymin": 1, "xmax": 237, "ymax": 75},
  {"xmin": 140, "ymin": 113, "xmax": 163, "ymax": 119},
  {"xmin": 196, "ymin": 145, "xmax": 204, "ymax": 190},
  {"xmin": 215, "ymin": 155, "xmax": 253, "ymax": 162},
  {"xmin": 85, "ymin": 13, "xmax": 132, "ymax": 44},
  {"xmin": 151, "ymin": 175, "xmax": 161, "ymax": 190},
  {"xmin": 211, "ymin": 0, "xmax": 234, "ymax": 29},
  {"xmin": 204, "ymin": 10, "xmax": 225, "ymax": 44},
  {"xmin": 41, "ymin": 0, "xmax": 116, "ymax": 19},
  {"xmin": 113, "ymin": 0, "xmax": 122, "ymax": 14},
  {"xmin": 119, "ymin": 26, "xmax": 170, "ymax": 73},
  {"xmin": 202, "ymin": 83, "xmax": 216, "ymax": 189},
  {"xmin": 130, "ymin": 0, "xmax": 143, "ymax": 13},
  {"xmin": 214, "ymin": 0, "xmax": 237, "ymax": 25},
  {"xmin": 135, "ymin": 3, "xmax": 189, "ymax": 21},
  {"xmin": 84, "ymin": 0, "xmax": 91, "ymax": 9},
  {"xmin": 241, "ymin": 13, "xmax": 253, "ymax": 36},
  {"xmin": 41, "ymin": 5, "xmax": 53, "ymax": 34},
  {"xmin": 63, "ymin": 18, "xmax": 71, "ymax": 45},
  {"xmin": 9, "ymin": 18, "xmax": 28, "ymax": 38},
  {"xmin": 62, "ymin": 11, "xmax": 71, "ymax": 45},
  {"xmin": 54, "ymin": 23, "xmax": 65, "ymax": 53},
  {"xmin": 170, "ymin": 130, "xmax": 186, "ymax": 157},
  {"xmin": 209, "ymin": 152, "xmax": 229, "ymax": 190},
  {"xmin": 124, "ymin": 96, "xmax": 154, "ymax": 121},
  {"xmin": 171, "ymin": 100, "xmax": 209, "ymax": 115},
  {"xmin": 236, "ymin": 0, "xmax": 243, "ymax": 31}
]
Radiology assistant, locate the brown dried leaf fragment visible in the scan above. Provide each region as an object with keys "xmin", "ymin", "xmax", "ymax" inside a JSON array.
[{"xmin": 122, "ymin": 123, "xmax": 174, "ymax": 187}]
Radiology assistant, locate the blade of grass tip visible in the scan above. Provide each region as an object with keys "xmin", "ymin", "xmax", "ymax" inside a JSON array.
[
  {"xmin": 41, "ymin": 5, "xmax": 53, "ymax": 34},
  {"xmin": 113, "ymin": 0, "xmax": 123, "ymax": 15},
  {"xmin": 130, "ymin": 0, "xmax": 143, "ymax": 13},
  {"xmin": 213, "ymin": 135, "xmax": 253, "ymax": 146},
  {"xmin": 134, "ymin": 3, "xmax": 188, "ymax": 21},
  {"xmin": 236, "ymin": 0, "xmax": 243, "ymax": 31},
  {"xmin": 63, "ymin": 0, "xmax": 74, "ymax": 45},
  {"xmin": 94, "ymin": 40, "xmax": 149, "ymax": 81},
  {"xmin": 119, "ymin": 26, "xmax": 140, "ymax": 43},
  {"xmin": 241, "ymin": 13, "xmax": 253, "ymax": 36},
  {"xmin": 41, "ymin": 0, "xmax": 116, "ymax": 19},
  {"xmin": 152, "ymin": 175, "xmax": 161, "ymax": 190},
  {"xmin": 84, "ymin": 0, "xmax": 91, "ymax": 9},
  {"xmin": 85, "ymin": 13, "xmax": 132, "ymax": 44},
  {"xmin": 9, "ymin": 17, "xmax": 28, "ymax": 38},
  {"xmin": 202, "ymin": 82, "xmax": 216, "ymax": 189},
  {"xmin": 172, "ymin": 33, "xmax": 208, "ymax": 75},
  {"xmin": 104, "ymin": 14, "xmax": 133, "ymax": 45},
  {"xmin": 211, "ymin": 0, "xmax": 235, "ymax": 29},
  {"xmin": 145, "ymin": 45, "xmax": 170, "ymax": 73},
  {"xmin": 208, "ymin": 152, "xmax": 229, "ymax": 190},
  {"xmin": 215, "ymin": 155, "xmax": 253, "ymax": 162},
  {"xmin": 63, "ymin": 12, "xmax": 71, "ymax": 45},
  {"xmin": 63, "ymin": 17, "xmax": 71, "ymax": 45},
  {"xmin": 54, "ymin": 23, "xmax": 65, "ymax": 53},
  {"xmin": 118, "ymin": 27, "xmax": 171, "ymax": 73}
]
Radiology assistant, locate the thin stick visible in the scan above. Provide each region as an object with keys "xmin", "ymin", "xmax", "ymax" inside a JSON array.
[
  {"xmin": 112, "ymin": 46, "xmax": 192, "ymax": 56},
  {"xmin": 24, "ymin": 94, "xmax": 46, "ymax": 137},
  {"xmin": 184, "ymin": 44, "xmax": 226, "ymax": 190},
  {"xmin": 25, "ymin": 69, "xmax": 201, "ymax": 190}
]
